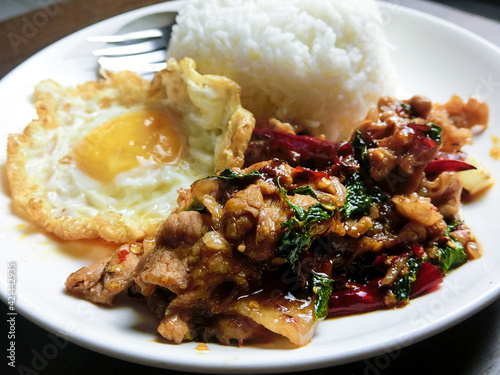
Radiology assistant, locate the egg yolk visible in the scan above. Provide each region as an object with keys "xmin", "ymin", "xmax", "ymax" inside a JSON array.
[{"xmin": 75, "ymin": 109, "xmax": 182, "ymax": 183}]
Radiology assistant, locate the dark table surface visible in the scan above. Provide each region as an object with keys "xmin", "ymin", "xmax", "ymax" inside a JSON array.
[{"xmin": 2, "ymin": 1, "xmax": 500, "ymax": 374}]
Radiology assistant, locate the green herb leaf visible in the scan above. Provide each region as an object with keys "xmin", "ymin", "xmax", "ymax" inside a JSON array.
[
  {"xmin": 185, "ymin": 196, "xmax": 208, "ymax": 213},
  {"xmin": 446, "ymin": 220, "xmax": 462, "ymax": 232},
  {"xmin": 439, "ymin": 242, "xmax": 467, "ymax": 273},
  {"xmin": 289, "ymin": 185, "xmax": 319, "ymax": 199},
  {"xmin": 340, "ymin": 173, "xmax": 384, "ymax": 219},
  {"xmin": 277, "ymin": 177, "xmax": 307, "ymax": 221},
  {"xmin": 352, "ymin": 130, "xmax": 369, "ymax": 170},
  {"xmin": 209, "ymin": 168, "xmax": 263, "ymax": 181},
  {"xmin": 311, "ymin": 271, "xmax": 334, "ymax": 320},
  {"xmin": 303, "ymin": 203, "xmax": 336, "ymax": 225},
  {"xmin": 276, "ymin": 178, "xmax": 336, "ymax": 271},
  {"xmin": 394, "ymin": 258, "xmax": 419, "ymax": 302},
  {"xmin": 438, "ymin": 223, "xmax": 467, "ymax": 273},
  {"xmin": 425, "ymin": 123, "xmax": 443, "ymax": 144},
  {"xmin": 278, "ymin": 219, "xmax": 312, "ymax": 269},
  {"xmin": 400, "ymin": 102, "xmax": 414, "ymax": 115}
]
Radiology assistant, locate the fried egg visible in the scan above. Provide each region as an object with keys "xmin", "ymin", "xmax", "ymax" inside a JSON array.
[{"xmin": 7, "ymin": 58, "xmax": 255, "ymax": 243}]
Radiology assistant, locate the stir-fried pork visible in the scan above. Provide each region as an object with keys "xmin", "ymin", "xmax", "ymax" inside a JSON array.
[{"xmin": 66, "ymin": 95, "xmax": 489, "ymax": 346}]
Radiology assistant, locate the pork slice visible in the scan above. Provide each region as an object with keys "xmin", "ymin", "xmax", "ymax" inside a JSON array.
[
  {"xmin": 157, "ymin": 313, "xmax": 192, "ymax": 344},
  {"xmin": 230, "ymin": 294, "xmax": 320, "ymax": 347},
  {"xmin": 155, "ymin": 210, "xmax": 208, "ymax": 248},
  {"xmin": 419, "ymin": 171, "xmax": 463, "ymax": 218},
  {"xmin": 212, "ymin": 314, "xmax": 271, "ymax": 346},
  {"xmin": 135, "ymin": 242, "xmax": 196, "ymax": 295},
  {"xmin": 65, "ymin": 243, "xmax": 144, "ymax": 305}
]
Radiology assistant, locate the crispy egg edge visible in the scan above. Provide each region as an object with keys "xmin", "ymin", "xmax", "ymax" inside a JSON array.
[{"xmin": 6, "ymin": 58, "xmax": 255, "ymax": 244}]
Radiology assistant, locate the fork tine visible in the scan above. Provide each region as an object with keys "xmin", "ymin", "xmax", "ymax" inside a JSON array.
[
  {"xmin": 92, "ymin": 39, "xmax": 167, "ymax": 57},
  {"xmin": 99, "ymin": 58, "xmax": 167, "ymax": 73},
  {"xmin": 90, "ymin": 11, "xmax": 177, "ymax": 76},
  {"xmin": 88, "ymin": 28, "xmax": 165, "ymax": 43},
  {"xmin": 97, "ymin": 49, "xmax": 167, "ymax": 72}
]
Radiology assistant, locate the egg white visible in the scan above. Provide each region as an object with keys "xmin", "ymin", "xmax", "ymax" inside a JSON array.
[{"xmin": 7, "ymin": 58, "xmax": 255, "ymax": 243}]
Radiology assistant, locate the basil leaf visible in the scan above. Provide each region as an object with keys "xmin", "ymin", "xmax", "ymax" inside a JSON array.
[
  {"xmin": 289, "ymin": 185, "xmax": 319, "ymax": 200},
  {"xmin": 209, "ymin": 168, "xmax": 263, "ymax": 181},
  {"xmin": 311, "ymin": 271, "xmax": 334, "ymax": 320},
  {"xmin": 304, "ymin": 203, "xmax": 336, "ymax": 225},
  {"xmin": 394, "ymin": 258, "xmax": 419, "ymax": 302},
  {"xmin": 439, "ymin": 237, "xmax": 467, "ymax": 273},
  {"xmin": 352, "ymin": 130, "xmax": 369, "ymax": 170},
  {"xmin": 276, "ymin": 178, "xmax": 336, "ymax": 271},
  {"xmin": 425, "ymin": 123, "xmax": 442, "ymax": 144},
  {"xmin": 278, "ymin": 219, "xmax": 312, "ymax": 270},
  {"xmin": 340, "ymin": 173, "xmax": 384, "ymax": 219},
  {"xmin": 400, "ymin": 102, "xmax": 414, "ymax": 115},
  {"xmin": 277, "ymin": 177, "xmax": 307, "ymax": 221},
  {"xmin": 438, "ymin": 221, "xmax": 468, "ymax": 273},
  {"xmin": 446, "ymin": 220, "xmax": 462, "ymax": 232},
  {"xmin": 185, "ymin": 196, "xmax": 208, "ymax": 213}
]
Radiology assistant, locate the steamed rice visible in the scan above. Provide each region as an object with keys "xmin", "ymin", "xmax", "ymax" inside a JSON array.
[{"xmin": 167, "ymin": 0, "xmax": 396, "ymax": 141}]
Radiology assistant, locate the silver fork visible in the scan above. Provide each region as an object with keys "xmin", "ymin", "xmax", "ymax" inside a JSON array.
[{"xmin": 88, "ymin": 12, "xmax": 177, "ymax": 74}]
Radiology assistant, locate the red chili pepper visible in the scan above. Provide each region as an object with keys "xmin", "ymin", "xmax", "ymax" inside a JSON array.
[
  {"xmin": 388, "ymin": 123, "xmax": 442, "ymax": 194},
  {"xmin": 118, "ymin": 249, "xmax": 129, "ymax": 263},
  {"xmin": 425, "ymin": 159, "xmax": 476, "ymax": 175},
  {"xmin": 328, "ymin": 261, "xmax": 443, "ymax": 317},
  {"xmin": 407, "ymin": 124, "xmax": 442, "ymax": 161},
  {"xmin": 328, "ymin": 278, "xmax": 386, "ymax": 318},
  {"xmin": 410, "ymin": 262, "xmax": 443, "ymax": 298},
  {"xmin": 411, "ymin": 243, "xmax": 426, "ymax": 258},
  {"xmin": 374, "ymin": 254, "xmax": 389, "ymax": 270},
  {"xmin": 292, "ymin": 166, "xmax": 330, "ymax": 183},
  {"xmin": 245, "ymin": 128, "xmax": 355, "ymax": 170}
]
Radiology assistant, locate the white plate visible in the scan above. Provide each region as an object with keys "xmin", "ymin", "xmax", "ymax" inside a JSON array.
[{"xmin": 1, "ymin": 1, "xmax": 500, "ymax": 373}]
